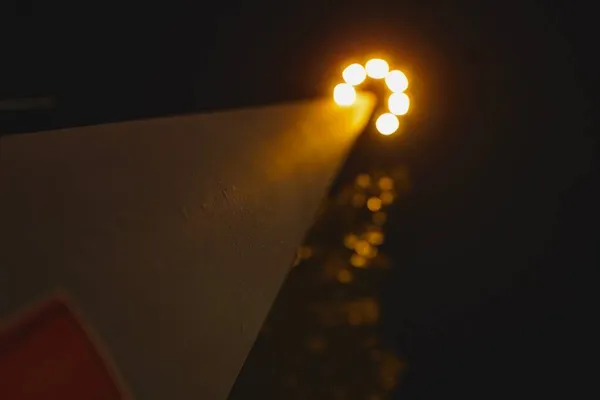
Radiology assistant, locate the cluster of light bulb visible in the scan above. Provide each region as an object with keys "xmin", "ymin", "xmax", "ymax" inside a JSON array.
[{"xmin": 333, "ymin": 58, "xmax": 410, "ymax": 136}]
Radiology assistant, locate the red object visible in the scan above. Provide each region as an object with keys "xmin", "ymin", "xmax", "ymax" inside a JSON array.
[{"xmin": 0, "ymin": 297, "xmax": 126, "ymax": 399}]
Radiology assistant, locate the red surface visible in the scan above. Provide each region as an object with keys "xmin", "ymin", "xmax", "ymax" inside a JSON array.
[{"xmin": 0, "ymin": 298, "xmax": 125, "ymax": 399}]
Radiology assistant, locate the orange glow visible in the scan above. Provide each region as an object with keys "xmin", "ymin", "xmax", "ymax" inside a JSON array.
[
  {"xmin": 388, "ymin": 92, "xmax": 410, "ymax": 116},
  {"xmin": 333, "ymin": 83, "xmax": 357, "ymax": 106},
  {"xmin": 365, "ymin": 59, "xmax": 389, "ymax": 79},
  {"xmin": 333, "ymin": 57, "xmax": 412, "ymax": 139},
  {"xmin": 385, "ymin": 70, "xmax": 409, "ymax": 92},
  {"xmin": 365, "ymin": 230, "xmax": 384, "ymax": 245},
  {"xmin": 343, "ymin": 63, "xmax": 367, "ymax": 86},
  {"xmin": 350, "ymin": 253, "xmax": 367, "ymax": 268},
  {"xmin": 355, "ymin": 173, "xmax": 371, "ymax": 188},
  {"xmin": 355, "ymin": 240, "xmax": 372, "ymax": 256},
  {"xmin": 380, "ymin": 191, "xmax": 394, "ymax": 205},
  {"xmin": 366, "ymin": 246, "xmax": 378, "ymax": 259},
  {"xmin": 337, "ymin": 269, "xmax": 353, "ymax": 283},
  {"xmin": 378, "ymin": 176, "xmax": 394, "ymax": 191},
  {"xmin": 344, "ymin": 233, "xmax": 358, "ymax": 249},
  {"xmin": 367, "ymin": 197, "xmax": 382, "ymax": 212},
  {"xmin": 375, "ymin": 113, "xmax": 399, "ymax": 135}
]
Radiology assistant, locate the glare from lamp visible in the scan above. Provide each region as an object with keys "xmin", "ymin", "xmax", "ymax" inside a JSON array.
[
  {"xmin": 385, "ymin": 70, "xmax": 409, "ymax": 93},
  {"xmin": 388, "ymin": 92, "xmax": 410, "ymax": 115},
  {"xmin": 332, "ymin": 57, "xmax": 413, "ymax": 136},
  {"xmin": 375, "ymin": 113, "xmax": 400, "ymax": 136},
  {"xmin": 333, "ymin": 83, "xmax": 357, "ymax": 106},
  {"xmin": 365, "ymin": 59, "xmax": 389, "ymax": 79},
  {"xmin": 343, "ymin": 63, "xmax": 367, "ymax": 86}
]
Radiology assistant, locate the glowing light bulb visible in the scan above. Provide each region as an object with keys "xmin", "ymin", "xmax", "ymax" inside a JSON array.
[
  {"xmin": 365, "ymin": 58, "xmax": 389, "ymax": 79},
  {"xmin": 388, "ymin": 92, "xmax": 410, "ymax": 115},
  {"xmin": 385, "ymin": 70, "xmax": 409, "ymax": 92},
  {"xmin": 333, "ymin": 83, "xmax": 357, "ymax": 106},
  {"xmin": 375, "ymin": 113, "xmax": 399, "ymax": 136},
  {"xmin": 343, "ymin": 63, "xmax": 367, "ymax": 86}
]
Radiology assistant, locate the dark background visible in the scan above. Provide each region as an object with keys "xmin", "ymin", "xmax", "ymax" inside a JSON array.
[
  {"xmin": 2, "ymin": 1, "xmax": 596, "ymax": 398},
  {"xmin": 2, "ymin": 1, "xmax": 591, "ymax": 133}
]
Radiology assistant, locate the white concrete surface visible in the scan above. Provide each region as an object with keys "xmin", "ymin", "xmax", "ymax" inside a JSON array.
[{"xmin": 0, "ymin": 94, "xmax": 375, "ymax": 399}]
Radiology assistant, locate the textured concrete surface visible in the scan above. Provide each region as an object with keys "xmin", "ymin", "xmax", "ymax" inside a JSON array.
[{"xmin": 0, "ymin": 94, "xmax": 375, "ymax": 399}]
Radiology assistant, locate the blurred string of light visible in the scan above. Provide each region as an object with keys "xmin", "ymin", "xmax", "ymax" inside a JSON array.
[
  {"xmin": 234, "ymin": 61, "xmax": 413, "ymax": 398},
  {"xmin": 339, "ymin": 168, "xmax": 408, "ymax": 275},
  {"xmin": 287, "ymin": 167, "xmax": 409, "ymax": 398},
  {"xmin": 333, "ymin": 58, "xmax": 410, "ymax": 136}
]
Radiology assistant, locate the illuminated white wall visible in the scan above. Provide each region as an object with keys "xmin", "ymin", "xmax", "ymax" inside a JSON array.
[{"xmin": 0, "ymin": 94, "xmax": 375, "ymax": 399}]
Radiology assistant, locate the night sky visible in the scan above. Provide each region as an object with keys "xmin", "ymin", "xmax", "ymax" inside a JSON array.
[{"xmin": 3, "ymin": 1, "xmax": 596, "ymax": 398}]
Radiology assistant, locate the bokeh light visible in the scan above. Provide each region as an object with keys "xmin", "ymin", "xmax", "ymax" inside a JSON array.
[
  {"xmin": 365, "ymin": 59, "xmax": 389, "ymax": 79},
  {"xmin": 355, "ymin": 240, "xmax": 372, "ymax": 256},
  {"xmin": 388, "ymin": 92, "xmax": 410, "ymax": 115},
  {"xmin": 350, "ymin": 253, "xmax": 367, "ymax": 268},
  {"xmin": 344, "ymin": 233, "xmax": 358, "ymax": 249},
  {"xmin": 375, "ymin": 113, "xmax": 399, "ymax": 136},
  {"xmin": 367, "ymin": 197, "xmax": 383, "ymax": 212},
  {"xmin": 380, "ymin": 191, "xmax": 394, "ymax": 205},
  {"xmin": 365, "ymin": 230, "xmax": 384, "ymax": 245},
  {"xmin": 378, "ymin": 176, "xmax": 394, "ymax": 191},
  {"xmin": 333, "ymin": 83, "xmax": 357, "ymax": 106},
  {"xmin": 333, "ymin": 58, "xmax": 412, "ymax": 137},
  {"xmin": 355, "ymin": 173, "xmax": 371, "ymax": 188},
  {"xmin": 337, "ymin": 269, "xmax": 353, "ymax": 283},
  {"xmin": 385, "ymin": 70, "xmax": 409, "ymax": 93},
  {"xmin": 343, "ymin": 63, "xmax": 367, "ymax": 86},
  {"xmin": 366, "ymin": 246, "xmax": 378, "ymax": 259}
]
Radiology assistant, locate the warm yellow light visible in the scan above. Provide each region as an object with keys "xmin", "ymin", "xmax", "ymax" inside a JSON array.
[
  {"xmin": 343, "ymin": 63, "xmax": 367, "ymax": 86},
  {"xmin": 365, "ymin": 58, "xmax": 389, "ymax": 79},
  {"xmin": 333, "ymin": 83, "xmax": 357, "ymax": 106},
  {"xmin": 355, "ymin": 240, "xmax": 372, "ymax": 256},
  {"xmin": 367, "ymin": 197, "xmax": 382, "ymax": 212},
  {"xmin": 385, "ymin": 70, "xmax": 409, "ymax": 92},
  {"xmin": 365, "ymin": 230, "xmax": 384, "ymax": 245},
  {"xmin": 378, "ymin": 176, "xmax": 394, "ymax": 191},
  {"xmin": 366, "ymin": 246, "xmax": 378, "ymax": 259},
  {"xmin": 375, "ymin": 113, "xmax": 399, "ymax": 135},
  {"xmin": 388, "ymin": 92, "xmax": 410, "ymax": 115},
  {"xmin": 380, "ymin": 191, "xmax": 394, "ymax": 204},
  {"xmin": 344, "ymin": 233, "xmax": 358, "ymax": 249},
  {"xmin": 355, "ymin": 173, "xmax": 371, "ymax": 188},
  {"xmin": 350, "ymin": 253, "xmax": 367, "ymax": 268},
  {"xmin": 337, "ymin": 269, "xmax": 353, "ymax": 283}
]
